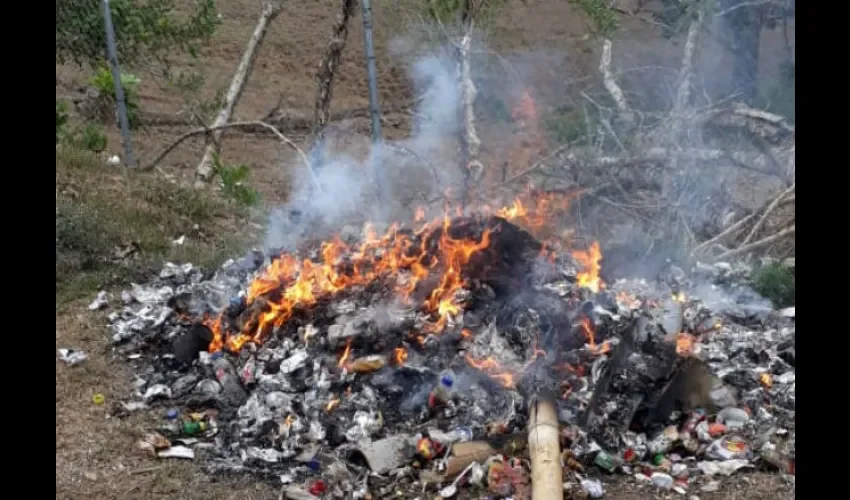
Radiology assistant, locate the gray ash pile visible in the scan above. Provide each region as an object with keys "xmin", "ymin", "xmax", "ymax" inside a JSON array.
[{"xmin": 99, "ymin": 210, "xmax": 795, "ymax": 497}]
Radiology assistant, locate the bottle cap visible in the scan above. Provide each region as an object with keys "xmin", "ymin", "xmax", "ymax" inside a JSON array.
[{"xmin": 440, "ymin": 374, "xmax": 454, "ymax": 388}]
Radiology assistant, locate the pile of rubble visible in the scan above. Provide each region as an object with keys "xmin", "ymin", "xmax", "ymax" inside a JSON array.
[{"xmin": 91, "ymin": 212, "xmax": 794, "ymax": 499}]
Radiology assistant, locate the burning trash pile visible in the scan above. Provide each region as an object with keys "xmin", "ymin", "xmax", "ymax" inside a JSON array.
[{"xmin": 99, "ymin": 195, "xmax": 795, "ymax": 499}]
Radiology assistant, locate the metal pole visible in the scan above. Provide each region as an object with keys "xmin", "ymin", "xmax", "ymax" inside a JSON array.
[
  {"xmin": 101, "ymin": 0, "xmax": 137, "ymax": 168},
  {"xmin": 359, "ymin": 0, "xmax": 382, "ymax": 143}
]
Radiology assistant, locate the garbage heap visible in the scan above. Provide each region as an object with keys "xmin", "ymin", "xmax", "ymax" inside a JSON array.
[{"xmin": 101, "ymin": 214, "xmax": 795, "ymax": 499}]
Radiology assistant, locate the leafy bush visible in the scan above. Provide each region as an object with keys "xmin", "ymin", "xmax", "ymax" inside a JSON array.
[
  {"xmin": 89, "ymin": 67, "xmax": 141, "ymax": 128},
  {"xmin": 56, "ymin": 0, "xmax": 219, "ymax": 68},
  {"xmin": 751, "ymin": 262, "xmax": 795, "ymax": 308},
  {"xmin": 571, "ymin": 0, "xmax": 618, "ymax": 38},
  {"xmin": 212, "ymin": 154, "xmax": 260, "ymax": 207},
  {"xmin": 57, "ymin": 100, "xmax": 70, "ymax": 143}
]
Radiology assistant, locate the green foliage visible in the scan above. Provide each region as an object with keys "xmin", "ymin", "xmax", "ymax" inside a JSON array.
[
  {"xmin": 426, "ymin": 0, "xmax": 463, "ymax": 23},
  {"xmin": 571, "ymin": 0, "xmax": 618, "ymax": 38},
  {"xmin": 57, "ymin": 100, "xmax": 70, "ymax": 143},
  {"xmin": 544, "ymin": 109, "xmax": 591, "ymax": 145},
  {"xmin": 56, "ymin": 0, "xmax": 219, "ymax": 68},
  {"xmin": 212, "ymin": 154, "xmax": 260, "ymax": 207},
  {"xmin": 89, "ymin": 67, "xmax": 142, "ymax": 128},
  {"xmin": 751, "ymin": 262, "xmax": 795, "ymax": 308},
  {"xmin": 78, "ymin": 123, "xmax": 109, "ymax": 152}
]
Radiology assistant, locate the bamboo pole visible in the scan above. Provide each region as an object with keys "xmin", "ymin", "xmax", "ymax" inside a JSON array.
[{"xmin": 528, "ymin": 396, "xmax": 562, "ymax": 500}]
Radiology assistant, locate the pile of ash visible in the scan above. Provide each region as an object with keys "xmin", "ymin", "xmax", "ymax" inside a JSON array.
[{"xmin": 95, "ymin": 215, "xmax": 794, "ymax": 498}]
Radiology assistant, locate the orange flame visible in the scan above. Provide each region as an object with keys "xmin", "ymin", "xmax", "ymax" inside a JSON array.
[
  {"xmin": 465, "ymin": 354, "xmax": 517, "ymax": 388},
  {"xmin": 338, "ymin": 339, "xmax": 353, "ymax": 369},
  {"xmin": 675, "ymin": 333, "xmax": 696, "ymax": 357},
  {"xmin": 393, "ymin": 347, "xmax": 408, "ymax": 366},
  {"xmin": 572, "ymin": 241, "xmax": 604, "ymax": 293}
]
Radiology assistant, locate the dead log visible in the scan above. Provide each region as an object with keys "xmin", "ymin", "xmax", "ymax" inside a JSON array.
[
  {"xmin": 311, "ymin": 0, "xmax": 358, "ymax": 164},
  {"xmin": 194, "ymin": 1, "xmax": 284, "ymax": 185}
]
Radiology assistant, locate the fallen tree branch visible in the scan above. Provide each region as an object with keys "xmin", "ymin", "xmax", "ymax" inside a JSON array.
[
  {"xmin": 566, "ymin": 146, "xmax": 793, "ymax": 171},
  {"xmin": 740, "ymin": 182, "xmax": 795, "ymax": 246},
  {"xmin": 147, "ymin": 121, "xmax": 321, "ymax": 192},
  {"xmin": 194, "ymin": 1, "xmax": 284, "ymax": 184},
  {"xmin": 712, "ymin": 225, "xmax": 795, "ymax": 261}
]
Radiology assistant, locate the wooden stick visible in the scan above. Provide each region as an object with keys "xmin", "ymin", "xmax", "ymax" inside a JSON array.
[
  {"xmin": 528, "ymin": 396, "xmax": 562, "ymax": 500},
  {"xmin": 713, "ymin": 225, "xmax": 795, "ymax": 261}
]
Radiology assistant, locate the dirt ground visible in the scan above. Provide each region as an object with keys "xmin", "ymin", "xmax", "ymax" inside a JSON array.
[{"xmin": 56, "ymin": 1, "xmax": 794, "ymax": 498}]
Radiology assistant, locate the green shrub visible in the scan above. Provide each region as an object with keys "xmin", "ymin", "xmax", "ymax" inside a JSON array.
[
  {"xmin": 78, "ymin": 123, "xmax": 108, "ymax": 152},
  {"xmin": 56, "ymin": 0, "xmax": 219, "ymax": 68},
  {"xmin": 212, "ymin": 154, "xmax": 260, "ymax": 207},
  {"xmin": 89, "ymin": 67, "xmax": 142, "ymax": 128},
  {"xmin": 751, "ymin": 262, "xmax": 795, "ymax": 308}
]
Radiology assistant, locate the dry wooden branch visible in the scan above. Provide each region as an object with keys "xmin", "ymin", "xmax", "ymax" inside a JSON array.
[
  {"xmin": 528, "ymin": 397, "xmax": 562, "ymax": 500},
  {"xmin": 195, "ymin": 1, "xmax": 284, "ymax": 184},
  {"xmin": 713, "ymin": 225, "xmax": 795, "ymax": 261},
  {"xmin": 740, "ymin": 182, "xmax": 795, "ymax": 246},
  {"xmin": 147, "ymin": 121, "xmax": 321, "ymax": 192},
  {"xmin": 568, "ymin": 146, "xmax": 793, "ymax": 171},
  {"xmin": 599, "ymin": 39, "xmax": 632, "ymax": 121},
  {"xmin": 690, "ymin": 191, "xmax": 795, "ymax": 256}
]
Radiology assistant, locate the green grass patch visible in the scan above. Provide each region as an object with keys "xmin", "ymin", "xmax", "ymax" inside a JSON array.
[{"xmin": 56, "ymin": 148, "xmax": 258, "ymax": 305}]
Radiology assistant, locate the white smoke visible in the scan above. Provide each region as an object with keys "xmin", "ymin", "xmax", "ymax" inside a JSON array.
[{"xmin": 264, "ymin": 47, "xmax": 464, "ymax": 252}]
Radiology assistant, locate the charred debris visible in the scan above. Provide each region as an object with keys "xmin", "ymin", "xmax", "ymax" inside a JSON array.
[{"xmin": 99, "ymin": 212, "xmax": 795, "ymax": 498}]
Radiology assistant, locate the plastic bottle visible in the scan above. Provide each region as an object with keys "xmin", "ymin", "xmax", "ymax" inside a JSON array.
[
  {"xmin": 428, "ymin": 370, "xmax": 456, "ymax": 408},
  {"xmin": 212, "ymin": 356, "xmax": 248, "ymax": 406}
]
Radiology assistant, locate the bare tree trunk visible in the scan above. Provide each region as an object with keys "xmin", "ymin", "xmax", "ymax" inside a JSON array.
[
  {"xmin": 457, "ymin": 0, "xmax": 481, "ymax": 207},
  {"xmin": 311, "ymin": 0, "xmax": 358, "ymax": 166},
  {"xmin": 668, "ymin": 7, "xmax": 705, "ymax": 147},
  {"xmin": 195, "ymin": 1, "xmax": 284, "ymax": 185}
]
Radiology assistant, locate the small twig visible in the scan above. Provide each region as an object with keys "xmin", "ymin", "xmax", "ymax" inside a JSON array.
[
  {"xmin": 713, "ymin": 225, "xmax": 795, "ymax": 261},
  {"xmin": 497, "ymin": 143, "xmax": 573, "ymax": 187},
  {"xmin": 147, "ymin": 121, "xmax": 322, "ymax": 192},
  {"xmin": 740, "ymin": 183, "xmax": 795, "ymax": 246}
]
